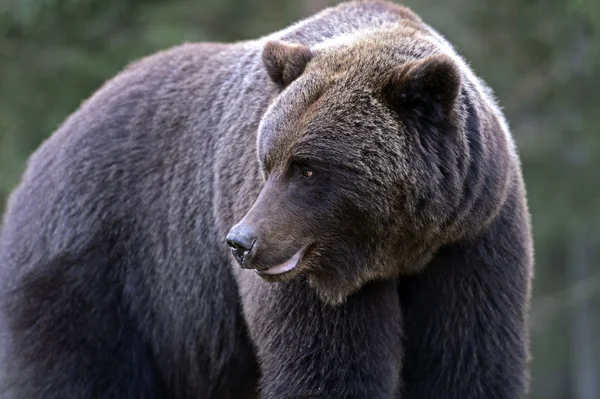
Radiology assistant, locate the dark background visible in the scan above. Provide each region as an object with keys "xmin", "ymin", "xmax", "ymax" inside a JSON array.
[{"xmin": 1, "ymin": 1, "xmax": 598, "ymax": 397}]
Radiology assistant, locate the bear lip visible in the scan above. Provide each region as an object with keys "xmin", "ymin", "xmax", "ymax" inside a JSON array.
[{"xmin": 256, "ymin": 248, "xmax": 303, "ymax": 276}]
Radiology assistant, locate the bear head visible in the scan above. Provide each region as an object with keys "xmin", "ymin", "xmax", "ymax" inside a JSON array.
[{"xmin": 227, "ymin": 29, "xmax": 504, "ymax": 305}]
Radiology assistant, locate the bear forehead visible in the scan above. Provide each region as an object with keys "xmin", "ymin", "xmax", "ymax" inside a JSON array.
[
  {"xmin": 257, "ymin": 27, "xmax": 446, "ymax": 164},
  {"xmin": 308, "ymin": 26, "xmax": 439, "ymax": 74},
  {"xmin": 258, "ymin": 81, "xmax": 395, "ymax": 170}
]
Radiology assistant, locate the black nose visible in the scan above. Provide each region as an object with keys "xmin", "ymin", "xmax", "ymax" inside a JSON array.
[{"xmin": 226, "ymin": 225, "xmax": 256, "ymax": 267}]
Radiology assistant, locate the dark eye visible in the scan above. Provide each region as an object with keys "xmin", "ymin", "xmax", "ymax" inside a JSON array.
[
  {"xmin": 301, "ymin": 168, "xmax": 313, "ymax": 178},
  {"xmin": 290, "ymin": 161, "xmax": 315, "ymax": 179}
]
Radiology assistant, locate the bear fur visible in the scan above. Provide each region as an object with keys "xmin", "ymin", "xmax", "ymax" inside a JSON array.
[{"xmin": 0, "ymin": 1, "xmax": 533, "ymax": 398}]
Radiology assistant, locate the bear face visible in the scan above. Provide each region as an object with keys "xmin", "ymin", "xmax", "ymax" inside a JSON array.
[{"xmin": 227, "ymin": 29, "xmax": 508, "ymax": 305}]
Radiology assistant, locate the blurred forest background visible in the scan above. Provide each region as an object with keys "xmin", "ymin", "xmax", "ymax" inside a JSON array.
[{"xmin": 0, "ymin": 0, "xmax": 599, "ymax": 397}]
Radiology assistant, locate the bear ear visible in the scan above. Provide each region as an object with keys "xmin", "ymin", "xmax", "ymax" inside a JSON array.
[
  {"xmin": 262, "ymin": 40, "xmax": 313, "ymax": 88},
  {"xmin": 384, "ymin": 54, "xmax": 461, "ymax": 125}
]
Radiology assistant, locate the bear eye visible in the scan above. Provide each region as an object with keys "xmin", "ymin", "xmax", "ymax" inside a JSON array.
[{"xmin": 290, "ymin": 161, "xmax": 315, "ymax": 179}]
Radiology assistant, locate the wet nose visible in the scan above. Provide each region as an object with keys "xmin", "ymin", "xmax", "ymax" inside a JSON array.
[{"xmin": 226, "ymin": 225, "xmax": 256, "ymax": 267}]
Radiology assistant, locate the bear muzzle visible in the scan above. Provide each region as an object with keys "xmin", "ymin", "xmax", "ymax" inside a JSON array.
[
  {"xmin": 226, "ymin": 225, "xmax": 257, "ymax": 268},
  {"xmin": 254, "ymin": 247, "xmax": 304, "ymax": 277},
  {"xmin": 226, "ymin": 224, "xmax": 308, "ymax": 278}
]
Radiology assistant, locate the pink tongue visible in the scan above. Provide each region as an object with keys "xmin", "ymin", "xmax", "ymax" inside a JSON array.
[{"xmin": 261, "ymin": 251, "xmax": 302, "ymax": 275}]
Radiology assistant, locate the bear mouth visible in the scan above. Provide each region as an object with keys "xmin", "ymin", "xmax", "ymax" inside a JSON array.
[{"xmin": 255, "ymin": 247, "xmax": 305, "ymax": 277}]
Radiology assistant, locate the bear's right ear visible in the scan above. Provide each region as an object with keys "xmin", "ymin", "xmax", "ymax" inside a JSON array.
[{"xmin": 262, "ymin": 40, "xmax": 312, "ymax": 88}]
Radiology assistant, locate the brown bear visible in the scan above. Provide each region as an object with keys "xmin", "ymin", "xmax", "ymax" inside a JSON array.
[{"xmin": 0, "ymin": 1, "xmax": 533, "ymax": 398}]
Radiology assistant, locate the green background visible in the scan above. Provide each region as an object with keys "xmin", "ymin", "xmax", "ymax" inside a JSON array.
[{"xmin": 1, "ymin": 0, "xmax": 599, "ymax": 397}]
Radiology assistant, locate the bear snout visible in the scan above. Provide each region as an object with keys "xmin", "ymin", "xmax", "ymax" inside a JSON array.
[{"xmin": 226, "ymin": 224, "xmax": 257, "ymax": 268}]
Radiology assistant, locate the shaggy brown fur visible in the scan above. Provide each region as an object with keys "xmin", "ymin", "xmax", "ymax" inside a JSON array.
[{"xmin": 0, "ymin": 1, "xmax": 533, "ymax": 398}]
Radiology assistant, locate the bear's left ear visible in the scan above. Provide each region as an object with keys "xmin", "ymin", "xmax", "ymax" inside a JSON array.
[
  {"xmin": 384, "ymin": 54, "xmax": 461, "ymax": 125},
  {"xmin": 262, "ymin": 40, "xmax": 313, "ymax": 88}
]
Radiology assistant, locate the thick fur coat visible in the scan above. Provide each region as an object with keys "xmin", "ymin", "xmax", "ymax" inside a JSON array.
[{"xmin": 0, "ymin": 1, "xmax": 533, "ymax": 398}]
